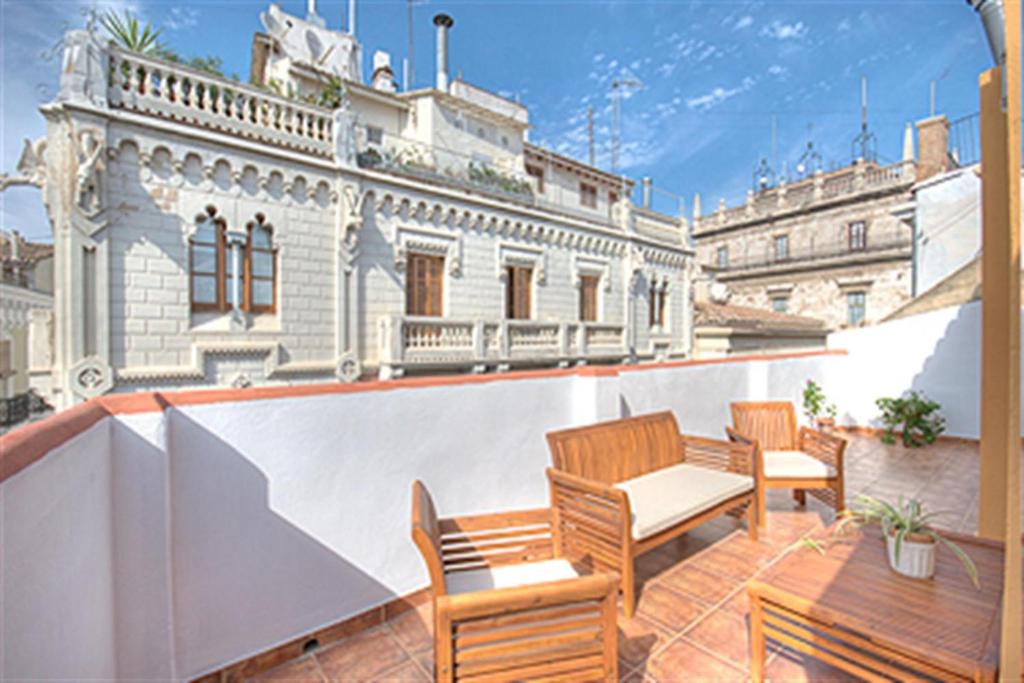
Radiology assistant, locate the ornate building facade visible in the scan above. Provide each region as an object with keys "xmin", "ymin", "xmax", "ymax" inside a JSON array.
[
  {"xmin": 692, "ymin": 116, "xmax": 958, "ymax": 330},
  {"xmin": 13, "ymin": 5, "xmax": 693, "ymax": 409}
]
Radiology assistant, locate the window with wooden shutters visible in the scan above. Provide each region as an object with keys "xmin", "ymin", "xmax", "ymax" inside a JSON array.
[
  {"xmin": 190, "ymin": 206, "xmax": 227, "ymax": 311},
  {"xmin": 580, "ymin": 182, "xmax": 597, "ymax": 208},
  {"xmin": 526, "ymin": 165, "xmax": 544, "ymax": 193},
  {"xmin": 579, "ymin": 275, "xmax": 599, "ymax": 322},
  {"xmin": 406, "ymin": 253, "xmax": 444, "ymax": 316},
  {"xmin": 848, "ymin": 220, "xmax": 867, "ymax": 251},
  {"xmin": 506, "ymin": 266, "xmax": 532, "ymax": 319},
  {"xmin": 245, "ymin": 214, "xmax": 277, "ymax": 313}
]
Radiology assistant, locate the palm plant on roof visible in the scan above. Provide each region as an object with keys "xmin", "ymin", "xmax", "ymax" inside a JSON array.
[{"xmin": 100, "ymin": 10, "xmax": 161, "ymax": 54}]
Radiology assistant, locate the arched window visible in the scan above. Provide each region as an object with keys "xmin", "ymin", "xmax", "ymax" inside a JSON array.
[
  {"xmin": 190, "ymin": 206, "xmax": 227, "ymax": 311},
  {"xmin": 245, "ymin": 213, "xmax": 277, "ymax": 313}
]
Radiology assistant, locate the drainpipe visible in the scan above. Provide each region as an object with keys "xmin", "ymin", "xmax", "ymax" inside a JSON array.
[
  {"xmin": 226, "ymin": 228, "xmax": 247, "ymax": 324},
  {"xmin": 433, "ymin": 14, "xmax": 454, "ymax": 92}
]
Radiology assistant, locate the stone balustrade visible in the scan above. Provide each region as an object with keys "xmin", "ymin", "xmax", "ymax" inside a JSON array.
[
  {"xmin": 696, "ymin": 160, "xmax": 916, "ymax": 234},
  {"xmin": 107, "ymin": 47, "xmax": 334, "ymax": 157},
  {"xmin": 378, "ymin": 314, "xmax": 627, "ymax": 378}
]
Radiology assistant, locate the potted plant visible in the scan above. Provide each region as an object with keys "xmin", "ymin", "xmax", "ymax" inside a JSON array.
[
  {"xmin": 875, "ymin": 391, "xmax": 945, "ymax": 447},
  {"xmin": 802, "ymin": 379, "xmax": 837, "ymax": 431},
  {"xmin": 807, "ymin": 495, "xmax": 979, "ymax": 588}
]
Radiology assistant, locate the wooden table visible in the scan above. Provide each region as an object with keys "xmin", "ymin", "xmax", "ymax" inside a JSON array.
[{"xmin": 748, "ymin": 526, "xmax": 1009, "ymax": 682}]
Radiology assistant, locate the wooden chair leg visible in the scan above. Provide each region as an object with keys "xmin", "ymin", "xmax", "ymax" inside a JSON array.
[
  {"xmin": 757, "ymin": 482, "xmax": 767, "ymax": 528},
  {"xmin": 833, "ymin": 477, "xmax": 845, "ymax": 515},
  {"xmin": 746, "ymin": 502, "xmax": 758, "ymax": 540},
  {"xmin": 793, "ymin": 489, "xmax": 806, "ymax": 506},
  {"xmin": 622, "ymin": 558, "xmax": 636, "ymax": 618}
]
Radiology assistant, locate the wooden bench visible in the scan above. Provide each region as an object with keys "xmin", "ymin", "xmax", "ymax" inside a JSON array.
[
  {"xmin": 410, "ymin": 481, "xmax": 620, "ymax": 682},
  {"xmin": 545, "ymin": 411, "xmax": 758, "ymax": 617}
]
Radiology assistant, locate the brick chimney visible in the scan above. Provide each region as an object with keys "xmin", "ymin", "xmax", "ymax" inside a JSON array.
[{"xmin": 915, "ymin": 115, "xmax": 951, "ymax": 181}]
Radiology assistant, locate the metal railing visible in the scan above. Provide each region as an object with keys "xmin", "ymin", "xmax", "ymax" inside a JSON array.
[
  {"xmin": 717, "ymin": 238, "xmax": 912, "ymax": 273},
  {"xmin": 949, "ymin": 113, "xmax": 980, "ymax": 167},
  {"xmin": 378, "ymin": 314, "xmax": 626, "ymax": 377}
]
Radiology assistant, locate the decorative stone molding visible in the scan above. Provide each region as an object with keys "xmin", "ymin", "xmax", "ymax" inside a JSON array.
[
  {"xmin": 573, "ymin": 255, "xmax": 612, "ymax": 292},
  {"xmin": 114, "ymin": 341, "xmax": 335, "ymax": 384},
  {"xmin": 394, "ymin": 226, "xmax": 462, "ymax": 276},
  {"xmin": 335, "ymin": 351, "xmax": 362, "ymax": 383},
  {"xmin": 498, "ymin": 243, "xmax": 546, "ymax": 284},
  {"xmin": 69, "ymin": 356, "xmax": 114, "ymax": 399}
]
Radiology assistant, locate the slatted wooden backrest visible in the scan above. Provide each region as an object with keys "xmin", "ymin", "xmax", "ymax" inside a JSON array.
[
  {"xmin": 411, "ymin": 480, "xmax": 448, "ymax": 596},
  {"xmin": 730, "ymin": 401, "xmax": 798, "ymax": 451},
  {"xmin": 436, "ymin": 574, "xmax": 618, "ymax": 683},
  {"xmin": 438, "ymin": 508, "xmax": 554, "ymax": 575},
  {"xmin": 546, "ymin": 411, "xmax": 683, "ymax": 484}
]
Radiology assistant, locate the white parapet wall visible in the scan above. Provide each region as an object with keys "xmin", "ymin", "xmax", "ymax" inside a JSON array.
[
  {"xmin": 827, "ymin": 301, "xmax": 1009, "ymax": 439},
  {"xmin": 0, "ymin": 337, "xmax": 983, "ymax": 679}
]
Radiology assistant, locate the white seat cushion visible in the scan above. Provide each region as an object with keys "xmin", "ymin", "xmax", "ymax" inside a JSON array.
[
  {"xmin": 445, "ymin": 558, "xmax": 578, "ymax": 595},
  {"xmin": 613, "ymin": 463, "xmax": 754, "ymax": 541},
  {"xmin": 763, "ymin": 450, "xmax": 836, "ymax": 480}
]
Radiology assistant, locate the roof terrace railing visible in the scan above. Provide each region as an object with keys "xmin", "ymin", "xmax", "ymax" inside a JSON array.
[
  {"xmin": 107, "ymin": 47, "xmax": 335, "ymax": 158},
  {"xmin": 696, "ymin": 160, "xmax": 915, "ymax": 235}
]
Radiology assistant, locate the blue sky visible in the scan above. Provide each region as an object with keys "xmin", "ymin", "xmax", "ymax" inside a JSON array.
[{"xmin": 1, "ymin": 0, "xmax": 996, "ymax": 240}]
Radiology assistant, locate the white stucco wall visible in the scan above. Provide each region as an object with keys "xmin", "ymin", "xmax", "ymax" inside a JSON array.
[
  {"xmin": 1, "ymin": 420, "xmax": 117, "ymax": 681},
  {"xmin": 827, "ymin": 302, "xmax": 995, "ymax": 438}
]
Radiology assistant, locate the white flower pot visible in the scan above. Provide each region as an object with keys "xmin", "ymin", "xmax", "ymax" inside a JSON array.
[{"xmin": 885, "ymin": 531, "xmax": 936, "ymax": 580}]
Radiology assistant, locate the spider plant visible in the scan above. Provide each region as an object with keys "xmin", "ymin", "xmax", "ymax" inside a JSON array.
[
  {"xmin": 100, "ymin": 10, "xmax": 161, "ymax": 54},
  {"xmin": 836, "ymin": 495, "xmax": 979, "ymax": 588}
]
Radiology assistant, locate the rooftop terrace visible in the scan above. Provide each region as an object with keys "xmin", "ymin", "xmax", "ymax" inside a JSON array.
[{"xmin": 1, "ymin": 301, "xmax": 1020, "ymax": 681}]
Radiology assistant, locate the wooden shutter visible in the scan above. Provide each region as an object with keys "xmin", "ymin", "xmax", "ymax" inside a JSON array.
[
  {"xmin": 406, "ymin": 253, "xmax": 444, "ymax": 316},
  {"xmin": 580, "ymin": 275, "xmax": 598, "ymax": 322},
  {"xmin": 506, "ymin": 266, "xmax": 532, "ymax": 319}
]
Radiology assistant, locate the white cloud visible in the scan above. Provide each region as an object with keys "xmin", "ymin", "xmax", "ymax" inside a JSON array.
[
  {"xmin": 760, "ymin": 20, "xmax": 807, "ymax": 40},
  {"xmin": 734, "ymin": 15, "xmax": 754, "ymax": 30},
  {"xmin": 767, "ymin": 64, "xmax": 788, "ymax": 78},
  {"xmin": 166, "ymin": 7, "xmax": 199, "ymax": 31},
  {"xmin": 837, "ymin": 18, "xmax": 852, "ymax": 32},
  {"xmin": 685, "ymin": 77, "xmax": 755, "ymax": 111},
  {"xmin": 592, "ymin": 52, "xmax": 605, "ymax": 63}
]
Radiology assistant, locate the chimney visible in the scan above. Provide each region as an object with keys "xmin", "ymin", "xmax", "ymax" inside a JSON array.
[
  {"xmin": 433, "ymin": 13, "xmax": 454, "ymax": 92},
  {"xmin": 641, "ymin": 177, "xmax": 652, "ymax": 208},
  {"xmin": 371, "ymin": 51, "xmax": 397, "ymax": 93},
  {"xmin": 915, "ymin": 115, "xmax": 951, "ymax": 181}
]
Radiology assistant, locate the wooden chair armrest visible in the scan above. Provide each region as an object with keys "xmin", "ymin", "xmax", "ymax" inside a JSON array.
[
  {"xmin": 547, "ymin": 468, "xmax": 631, "ymax": 559},
  {"xmin": 437, "ymin": 573, "xmax": 619, "ymax": 621},
  {"xmin": 683, "ymin": 433, "xmax": 757, "ymax": 478},
  {"xmin": 798, "ymin": 427, "xmax": 846, "ymax": 470}
]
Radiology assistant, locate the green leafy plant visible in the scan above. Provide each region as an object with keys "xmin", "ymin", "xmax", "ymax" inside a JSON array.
[
  {"xmin": 875, "ymin": 391, "xmax": 945, "ymax": 447},
  {"xmin": 802, "ymin": 379, "xmax": 836, "ymax": 424},
  {"xmin": 834, "ymin": 495, "xmax": 979, "ymax": 588},
  {"xmin": 318, "ymin": 75, "xmax": 347, "ymax": 109},
  {"xmin": 101, "ymin": 10, "xmax": 161, "ymax": 54}
]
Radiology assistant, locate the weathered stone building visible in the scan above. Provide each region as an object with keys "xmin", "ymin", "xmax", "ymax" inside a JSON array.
[
  {"xmin": 692, "ymin": 116, "xmax": 958, "ymax": 330},
  {"xmin": 5, "ymin": 4, "xmax": 693, "ymax": 409}
]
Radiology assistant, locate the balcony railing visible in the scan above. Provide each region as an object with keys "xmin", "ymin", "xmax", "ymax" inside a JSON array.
[
  {"xmin": 716, "ymin": 238, "xmax": 912, "ymax": 274},
  {"xmin": 696, "ymin": 160, "xmax": 915, "ymax": 235},
  {"xmin": 378, "ymin": 315, "xmax": 626, "ymax": 377},
  {"xmin": 107, "ymin": 47, "xmax": 334, "ymax": 158}
]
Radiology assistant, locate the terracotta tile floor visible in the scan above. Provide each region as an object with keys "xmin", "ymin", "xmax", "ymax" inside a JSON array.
[{"xmin": 252, "ymin": 436, "xmax": 1010, "ymax": 682}]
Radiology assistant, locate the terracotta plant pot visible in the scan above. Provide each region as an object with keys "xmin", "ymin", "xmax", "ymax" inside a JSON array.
[
  {"xmin": 815, "ymin": 416, "xmax": 835, "ymax": 432},
  {"xmin": 885, "ymin": 529, "xmax": 936, "ymax": 580}
]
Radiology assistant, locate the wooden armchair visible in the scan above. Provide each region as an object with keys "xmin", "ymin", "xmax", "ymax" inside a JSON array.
[
  {"xmin": 410, "ymin": 480, "xmax": 619, "ymax": 682},
  {"xmin": 727, "ymin": 401, "xmax": 846, "ymax": 526}
]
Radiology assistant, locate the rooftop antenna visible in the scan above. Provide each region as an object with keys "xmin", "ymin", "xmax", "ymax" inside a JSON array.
[
  {"xmin": 771, "ymin": 113, "xmax": 778, "ymax": 175},
  {"xmin": 851, "ymin": 75, "xmax": 877, "ymax": 162},
  {"xmin": 929, "ymin": 66, "xmax": 951, "ymax": 117},
  {"xmin": 610, "ymin": 78, "xmax": 642, "ymax": 174},
  {"xmin": 795, "ymin": 123, "xmax": 823, "ymax": 178},
  {"xmin": 587, "ymin": 106, "xmax": 595, "ymax": 166}
]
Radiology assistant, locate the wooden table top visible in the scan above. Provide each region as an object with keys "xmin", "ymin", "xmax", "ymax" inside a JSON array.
[{"xmin": 748, "ymin": 526, "xmax": 1007, "ymax": 679}]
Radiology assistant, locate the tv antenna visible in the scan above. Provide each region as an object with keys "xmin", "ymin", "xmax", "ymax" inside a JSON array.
[
  {"xmin": 850, "ymin": 76, "xmax": 878, "ymax": 162},
  {"xmin": 587, "ymin": 106, "xmax": 595, "ymax": 166},
  {"xmin": 795, "ymin": 124, "xmax": 823, "ymax": 178},
  {"xmin": 610, "ymin": 78, "xmax": 642, "ymax": 173}
]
